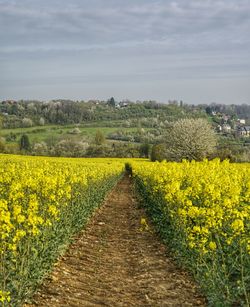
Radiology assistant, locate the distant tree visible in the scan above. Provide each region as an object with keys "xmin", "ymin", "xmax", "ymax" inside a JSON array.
[
  {"xmin": 86, "ymin": 144, "xmax": 110, "ymax": 157},
  {"xmin": 20, "ymin": 134, "xmax": 31, "ymax": 151},
  {"xmin": 45, "ymin": 135, "xmax": 58, "ymax": 149},
  {"xmin": 32, "ymin": 142, "xmax": 48, "ymax": 156},
  {"xmin": 2, "ymin": 115, "xmax": 22, "ymax": 128},
  {"xmin": 165, "ymin": 118, "xmax": 216, "ymax": 161},
  {"xmin": 54, "ymin": 139, "xmax": 89, "ymax": 157},
  {"xmin": 95, "ymin": 130, "xmax": 105, "ymax": 145},
  {"xmin": 0, "ymin": 137, "xmax": 5, "ymax": 152},
  {"xmin": 210, "ymin": 146, "xmax": 235, "ymax": 162},
  {"xmin": 39, "ymin": 117, "xmax": 45, "ymax": 126},
  {"xmin": 6, "ymin": 132, "xmax": 17, "ymax": 142},
  {"xmin": 107, "ymin": 97, "xmax": 116, "ymax": 107},
  {"xmin": 124, "ymin": 120, "xmax": 131, "ymax": 127},
  {"xmin": 125, "ymin": 143, "xmax": 140, "ymax": 158},
  {"xmin": 139, "ymin": 143, "xmax": 150, "ymax": 158},
  {"xmin": 4, "ymin": 143, "xmax": 19, "ymax": 154},
  {"xmin": 205, "ymin": 106, "xmax": 212, "ymax": 115},
  {"xmin": 69, "ymin": 127, "xmax": 81, "ymax": 134},
  {"xmin": 22, "ymin": 117, "xmax": 33, "ymax": 127},
  {"xmin": 151, "ymin": 144, "xmax": 166, "ymax": 162}
]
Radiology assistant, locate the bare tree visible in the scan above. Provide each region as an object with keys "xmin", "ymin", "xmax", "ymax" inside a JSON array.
[{"xmin": 165, "ymin": 118, "xmax": 217, "ymax": 161}]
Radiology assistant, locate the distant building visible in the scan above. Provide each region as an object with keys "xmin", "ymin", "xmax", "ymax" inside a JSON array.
[
  {"xmin": 222, "ymin": 114, "xmax": 230, "ymax": 122},
  {"xmin": 1, "ymin": 100, "xmax": 16, "ymax": 105},
  {"xmin": 88, "ymin": 100, "xmax": 101, "ymax": 105},
  {"xmin": 237, "ymin": 119, "xmax": 246, "ymax": 125},
  {"xmin": 237, "ymin": 126, "xmax": 250, "ymax": 137},
  {"xmin": 119, "ymin": 101, "xmax": 129, "ymax": 108},
  {"xmin": 222, "ymin": 124, "xmax": 231, "ymax": 133},
  {"xmin": 168, "ymin": 100, "xmax": 179, "ymax": 106},
  {"xmin": 217, "ymin": 125, "xmax": 222, "ymax": 132}
]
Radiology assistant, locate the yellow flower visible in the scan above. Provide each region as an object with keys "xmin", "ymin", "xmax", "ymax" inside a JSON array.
[
  {"xmin": 140, "ymin": 217, "xmax": 149, "ymax": 231},
  {"xmin": 0, "ymin": 290, "xmax": 11, "ymax": 303},
  {"xmin": 231, "ymin": 219, "xmax": 244, "ymax": 233},
  {"xmin": 209, "ymin": 241, "xmax": 217, "ymax": 251},
  {"xmin": 130, "ymin": 159, "xmax": 250, "ymax": 259}
]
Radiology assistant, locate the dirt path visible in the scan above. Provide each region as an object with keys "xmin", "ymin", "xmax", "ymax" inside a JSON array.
[{"xmin": 26, "ymin": 176, "xmax": 206, "ymax": 307}]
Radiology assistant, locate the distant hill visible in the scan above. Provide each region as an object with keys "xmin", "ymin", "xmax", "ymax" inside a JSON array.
[
  {"xmin": 0, "ymin": 99, "xmax": 249, "ymax": 161},
  {"xmin": 0, "ymin": 99, "xmax": 205, "ymax": 128}
]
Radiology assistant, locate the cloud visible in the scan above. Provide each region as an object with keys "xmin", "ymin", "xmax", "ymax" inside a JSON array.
[
  {"xmin": 1, "ymin": 0, "xmax": 249, "ymax": 56},
  {"xmin": 1, "ymin": 0, "xmax": 249, "ymax": 44},
  {"xmin": 0, "ymin": 0, "xmax": 249, "ymax": 103}
]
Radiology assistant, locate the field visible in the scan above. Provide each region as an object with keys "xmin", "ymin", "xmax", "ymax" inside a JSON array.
[
  {"xmin": 0, "ymin": 155, "xmax": 124, "ymax": 305},
  {"xmin": 131, "ymin": 159, "xmax": 250, "ymax": 306},
  {"xmin": 0, "ymin": 123, "xmax": 144, "ymax": 144},
  {"xmin": 0, "ymin": 155, "xmax": 249, "ymax": 306}
]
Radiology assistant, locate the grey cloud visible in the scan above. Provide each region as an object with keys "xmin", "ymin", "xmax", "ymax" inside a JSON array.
[
  {"xmin": 1, "ymin": 1, "xmax": 250, "ymax": 42},
  {"xmin": 0, "ymin": 0, "xmax": 249, "ymax": 103}
]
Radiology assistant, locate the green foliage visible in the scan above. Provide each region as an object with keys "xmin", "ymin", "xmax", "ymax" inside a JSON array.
[
  {"xmin": 95, "ymin": 130, "xmax": 105, "ymax": 145},
  {"xmin": 19, "ymin": 134, "xmax": 31, "ymax": 151},
  {"xmin": 107, "ymin": 97, "xmax": 116, "ymax": 107},
  {"xmin": 69, "ymin": 127, "xmax": 81, "ymax": 134},
  {"xmin": 32, "ymin": 142, "xmax": 48, "ymax": 156},
  {"xmin": 39, "ymin": 117, "xmax": 45, "ymax": 126},
  {"xmin": 4, "ymin": 143, "xmax": 20, "ymax": 154},
  {"xmin": 150, "ymin": 144, "xmax": 166, "ymax": 162},
  {"xmin": 139, "ymin": 143, "xmax": 150, "ymax": 158},
  {"xmin": 0, "ymin": 100, "xmax": 197, "ymax": 128},
  {"xmin": 22, "ymin": 117, "xmax": 33, "ymax": 128},
  {"xmin": 86, "ymin": 144, "xmax": 109, "ymax": 157},
  {"xmin": 124, "ymin": 162, "xmax": 132, "ymax": 175},
  {"xmin": 210, "ymin": 146, "xmax": 236, "ymax": 162},
  {"xmin": 53, "ymin": 139, "xmax": 88, "ymax": 157},
  {"xmin": 85, "ymin": 142, "xmax": 141, "ymax": 158},
  {"xmin": 5, "ymin": 132, "xmax": 17, "ymax": 142},
  {"xmin": 0, "ymin": 138, "xmax": 5, "ymax": 152},
  {"xmin": 6, "ymin": 100, "xmax": 248, "ymax": 160}
]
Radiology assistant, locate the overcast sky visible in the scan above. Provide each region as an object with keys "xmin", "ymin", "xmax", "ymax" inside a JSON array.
[{"xmin": 0, "ymin": 0, "xmax": 249, "ymax": 104}]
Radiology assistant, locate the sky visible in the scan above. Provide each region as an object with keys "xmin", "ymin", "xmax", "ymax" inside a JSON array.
[{"xmin": 0, "ymin": 0, "xmax": 250, "ymax": 104}]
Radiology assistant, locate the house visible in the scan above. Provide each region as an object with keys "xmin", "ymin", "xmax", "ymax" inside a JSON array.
[
  {"xmin": 216, "ymin": 125, "xmax": 222, "ymax": 132},
  {"xmin": 222, "ymin": 124, "xmax": 231, "ymax": 133},
  {"xmin": 88, "ymin": 100, "xmax": 101, "ymax": 105},
  {"xmin": 119, "ymin": 101, "xmax": 129, "ymax": 108},
  {"xmin": 237, "ymin": 126, "xmax": 250, "ymax": 137},
  {"xmin": 237, "ymin": 119, "xmax": 246, "ymax": 125},
  {"xmin": 222, "ymin": 114, "xmax": 230, "ymax": 122}
]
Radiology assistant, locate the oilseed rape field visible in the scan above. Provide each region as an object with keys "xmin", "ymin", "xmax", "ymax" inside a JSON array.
[
  {"xmin": 1, "ymin": 155, "xmax": 250, "ymax": 306},
  {"xmin": 0, "ymin": 155, "xmax": 124, "ymax": 306},
  {"xmin": 131, "ymin": 159, "xmax": 250, "ymax": 306}
]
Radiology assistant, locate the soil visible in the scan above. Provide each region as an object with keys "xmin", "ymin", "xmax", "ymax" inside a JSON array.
[{"xmin": 25, "ymin": 175, "xmax": 206, "ymax": 307}]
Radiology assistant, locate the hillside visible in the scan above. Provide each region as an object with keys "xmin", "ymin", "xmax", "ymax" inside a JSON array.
[
  {"xmin": 0, "ymin": 99, "xmax": 205, "ymax": 157},
  {"xmin": 0, "ymin": 99, "xmax": 249, "ymax": 161}
]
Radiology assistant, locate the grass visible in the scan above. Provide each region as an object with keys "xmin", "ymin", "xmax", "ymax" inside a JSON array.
[{"xmin": 0, "ymin": 123, "xmax": 146, "ymax": 144}]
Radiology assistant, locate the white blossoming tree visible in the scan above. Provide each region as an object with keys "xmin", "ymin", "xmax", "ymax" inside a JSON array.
[{"xmin": 165, "ymin": 118, "xmax": 217, "ymax": 161}]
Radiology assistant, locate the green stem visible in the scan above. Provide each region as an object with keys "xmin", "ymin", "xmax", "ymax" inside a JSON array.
[{"xmin": 240, "ymin": 242, "xmax": 249, "ymax": 307}]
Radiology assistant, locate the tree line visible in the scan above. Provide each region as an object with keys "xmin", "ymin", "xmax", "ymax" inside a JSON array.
[{"xmin": 0, "ymin": 99, "xmax": 204, "ymax": 128}]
